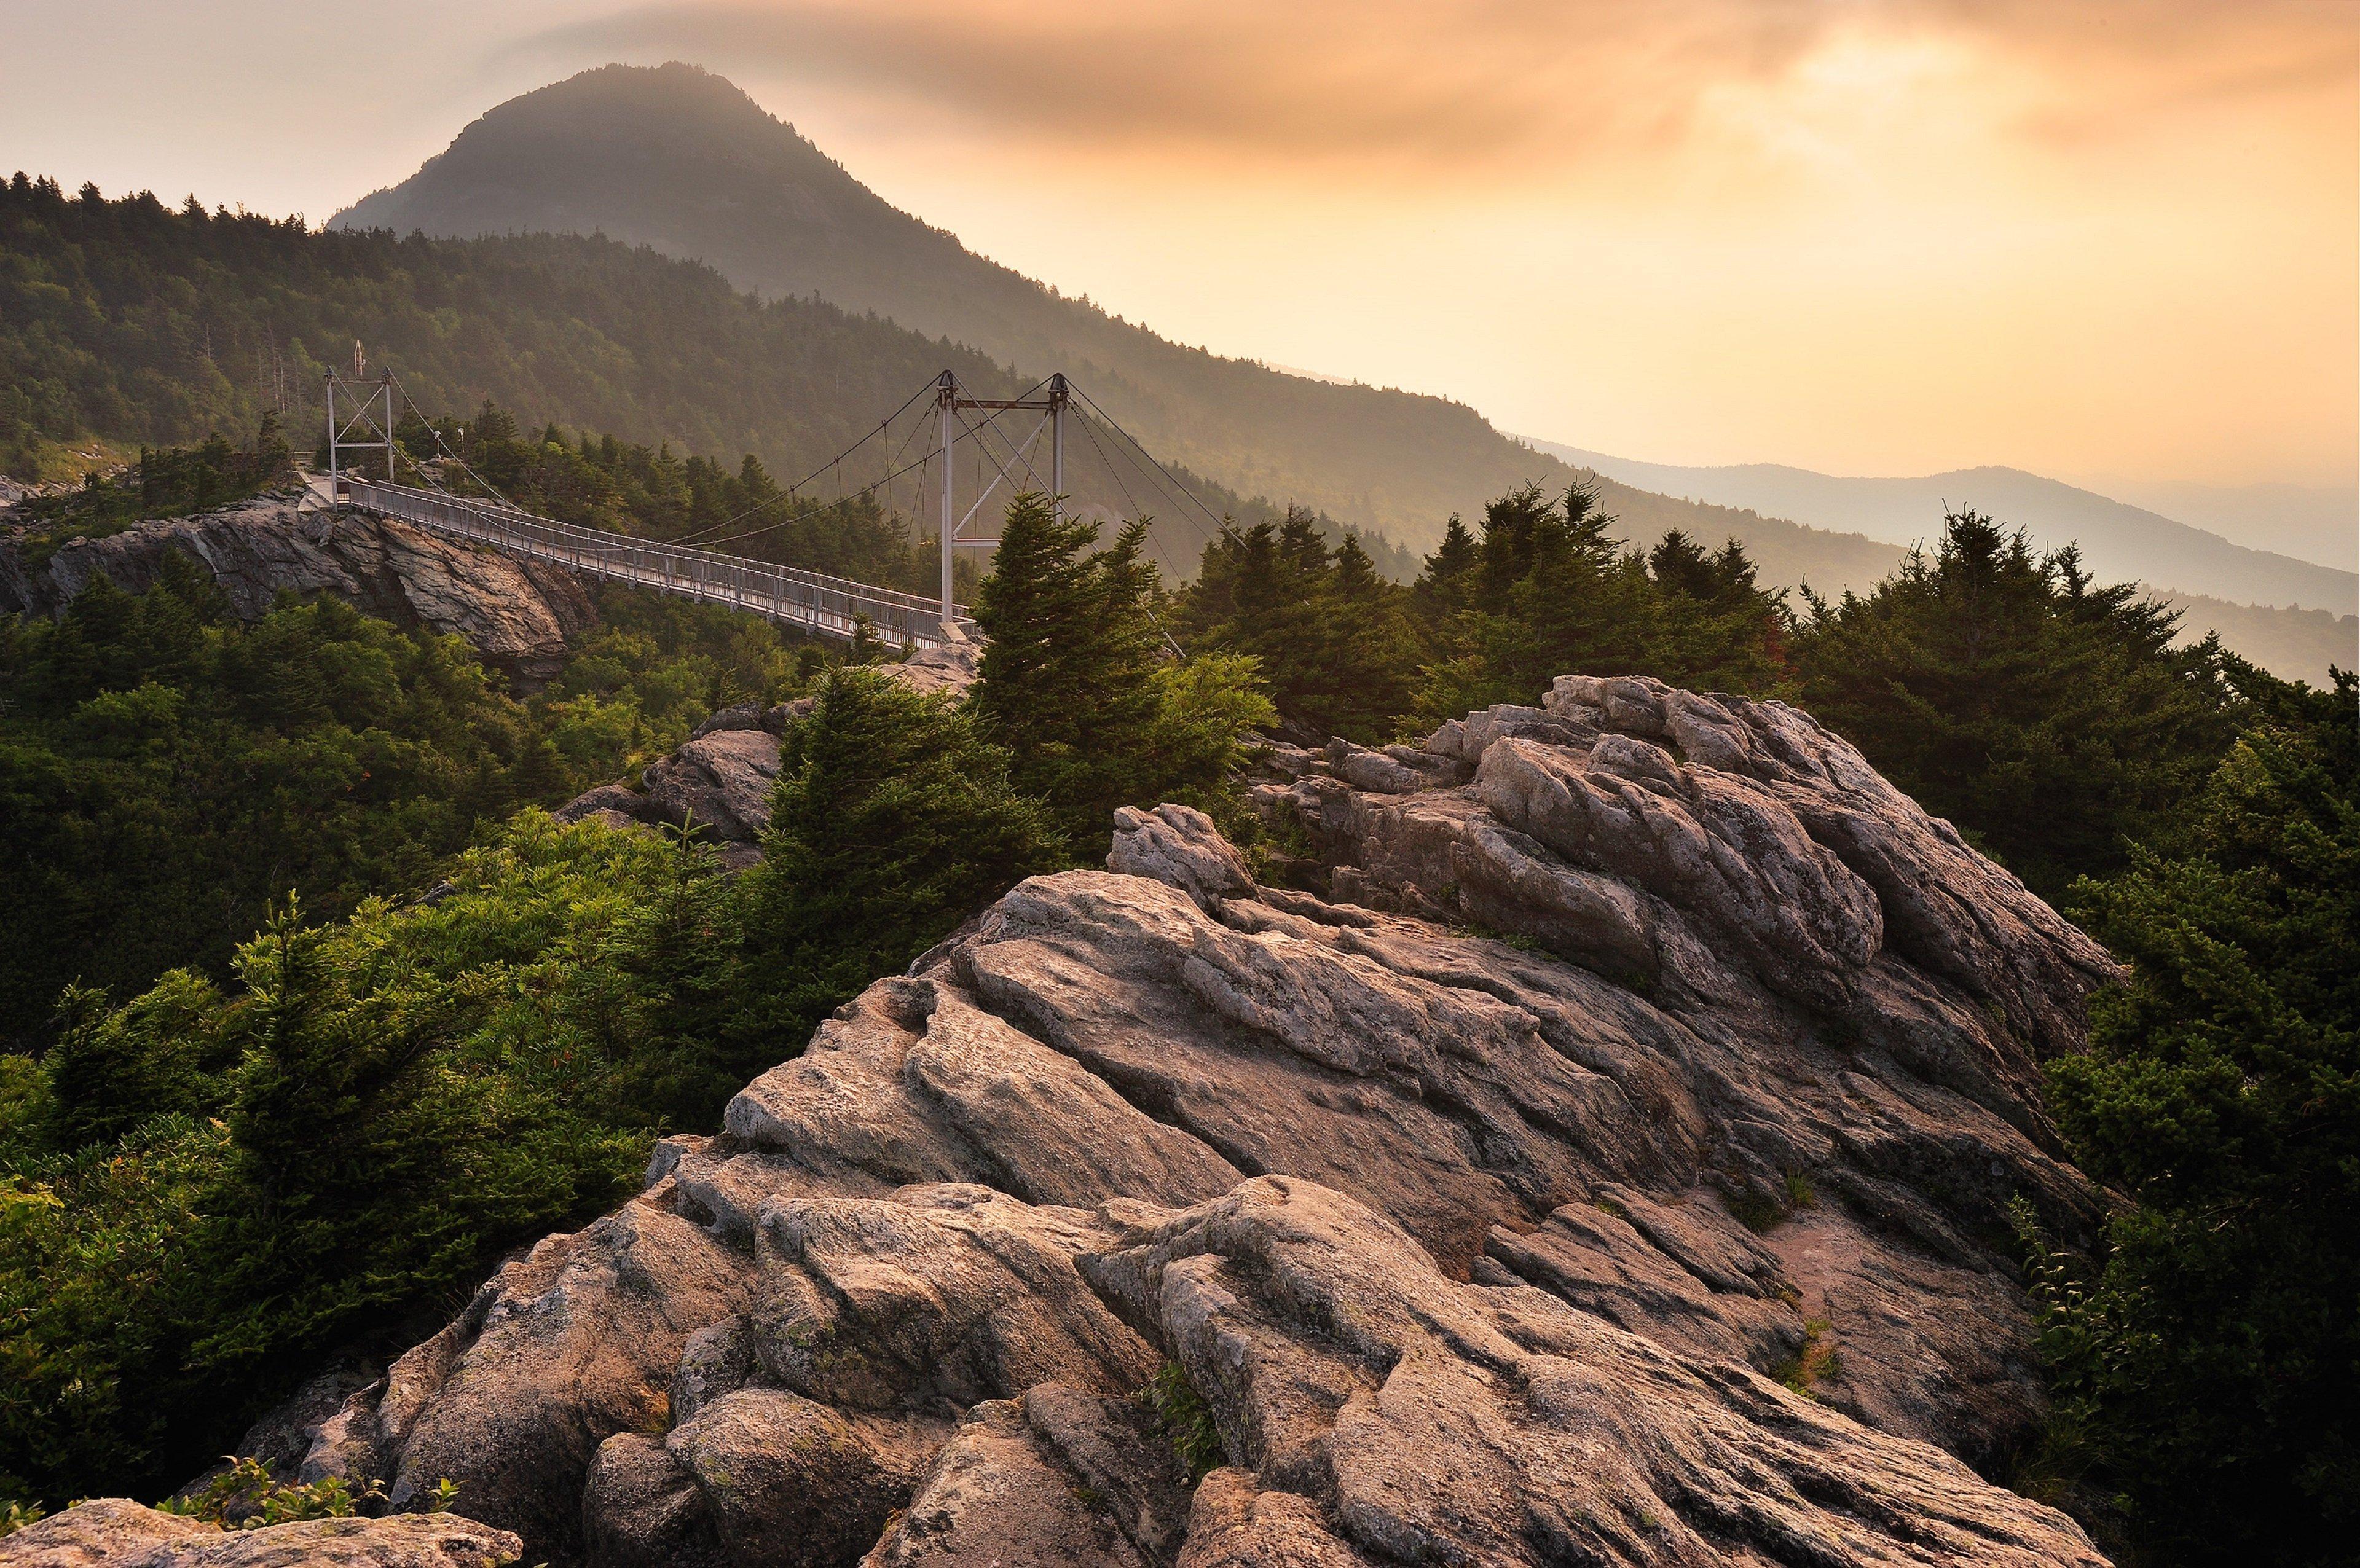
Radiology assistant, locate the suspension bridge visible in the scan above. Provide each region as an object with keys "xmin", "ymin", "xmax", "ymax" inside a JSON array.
[{"xmin": 318, "ymin": 363, "xmax": 1229, "ymax": 651}]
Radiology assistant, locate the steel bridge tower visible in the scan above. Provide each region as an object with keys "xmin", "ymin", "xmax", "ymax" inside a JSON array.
[{"xmin": 935, "ymin": 371, "xmax": 1068, "ymax": 637}]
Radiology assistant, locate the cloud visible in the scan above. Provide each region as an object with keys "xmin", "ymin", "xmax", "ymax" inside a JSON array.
[{"xmin": 505, "ymin": 0, "xmax": 2358, "ymax": 182}]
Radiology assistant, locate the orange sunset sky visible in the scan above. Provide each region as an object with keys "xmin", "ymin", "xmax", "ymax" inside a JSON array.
[{"xmin": 3, "ymin": 0, "xmax": 2355, "ymax": 487}]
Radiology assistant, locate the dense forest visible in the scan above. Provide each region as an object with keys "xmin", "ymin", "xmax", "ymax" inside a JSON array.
[{"xmin": 0, "ymin": 421, "xmax": 886, "ymax": 1047}]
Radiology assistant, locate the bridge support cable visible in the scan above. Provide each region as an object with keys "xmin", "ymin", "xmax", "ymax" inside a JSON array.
[
  {"xmin": 1068, "ymin": 410, "xmax": 1186, "ymax": 659},
  {"xmin": 321, "ymin": 359, "xmax": 1221, "ymax": 654},
  {"xmin": 1066, "ymin": 385, "xmax": 1233, "ymax": 552}
]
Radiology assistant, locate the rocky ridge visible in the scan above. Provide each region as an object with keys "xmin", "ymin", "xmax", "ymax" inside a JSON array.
[
  {"xmin": 0, "ymin": 493, "xmax": 597, "ymax": 684},
  {"xmin": 76, "ymin": 672, "xmax": 2115, "ymax": 1567}
]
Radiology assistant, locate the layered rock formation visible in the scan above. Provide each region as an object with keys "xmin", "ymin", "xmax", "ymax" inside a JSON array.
[
  {"xmin": 254, "ymin": 674, "xmax": 2112, "ymax": 1566},
  {"xmin": 0, "ymin": 494, "xmax": 596, "ymax": 684}
]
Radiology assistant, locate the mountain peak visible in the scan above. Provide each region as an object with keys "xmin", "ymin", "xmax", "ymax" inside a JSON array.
[{"xmin": 336, "ymin": 61, "xmax": 862, "ymax": 243}]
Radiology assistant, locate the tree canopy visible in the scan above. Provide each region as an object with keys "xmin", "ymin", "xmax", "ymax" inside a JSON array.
[{"xmin": 2025, "ymin": 669, "xmax": 2358, "ymax": 1562}]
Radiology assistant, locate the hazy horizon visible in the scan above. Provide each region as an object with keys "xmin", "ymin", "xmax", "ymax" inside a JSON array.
[{"xmin": 3, "ymin": 0, "xmax": 2353, "ymax": 491}]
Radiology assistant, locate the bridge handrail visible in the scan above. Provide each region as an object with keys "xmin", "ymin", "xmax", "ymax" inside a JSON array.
[{"xmin": 342, "ymin": 480, "xmax": 976, "ymax": 645}]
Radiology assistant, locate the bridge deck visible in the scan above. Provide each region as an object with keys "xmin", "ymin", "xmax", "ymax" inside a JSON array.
[{"xmin": 336, "ymin": 479, "xmax": 976, "ymax": 651}]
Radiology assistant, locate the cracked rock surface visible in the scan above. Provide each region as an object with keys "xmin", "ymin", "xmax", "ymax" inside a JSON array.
[
  {"xmin": 293, "ymin": 677, "xmax": 2110, "ymax": 1566},
  {"xmin": 1, "ymin": 494, "xmax": 596, "ymax": 685}
]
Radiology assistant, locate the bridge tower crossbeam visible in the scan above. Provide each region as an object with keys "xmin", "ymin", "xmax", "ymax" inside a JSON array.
[{"xmin": 935, "ymin": 370, "xmax": 1068, "ymax": 635}]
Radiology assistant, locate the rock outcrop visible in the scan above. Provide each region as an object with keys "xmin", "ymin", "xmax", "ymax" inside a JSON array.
[
  {"xmin": 551, "ymin": 643, "xmax": 983, "ymax": 859},
  {"xmin": 292, "ymin": 676, "xmax": 2110, "ymax": 1566},
  {"xmin": 0, "ymin": 1499, "xmax": 519, "ymax": 1567},
  {"xmin": 0, "ymin": 494, "xmax": 596, "ymax": 684}
]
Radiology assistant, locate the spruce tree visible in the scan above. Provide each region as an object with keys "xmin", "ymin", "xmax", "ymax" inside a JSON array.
[
  {"xmin": 1790, "ymin": 511, "xmax": 2243, "ymax": 898},
  {"xmin": 970, "ymin": 494, "xmax": 1171, "ymax": 848},
  {"xmin": 1413, "ymin": 512, "xmax": 1479, "ymax": 628},
  {"xmin": 736, "ymin": 666, "xmax": 1064, "ymax": 1041}
]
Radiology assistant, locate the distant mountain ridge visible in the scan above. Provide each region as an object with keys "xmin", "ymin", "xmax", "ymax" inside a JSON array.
[
  {"xmin": 333, "ymin": 61, "xmax": 2351, "ymax": 676},
  {"xmin": 332, "ymin": 64, "xmax": 1887, "ymax": 580},
  {"xmin": 2093, "ymin": 478, "xmax": 2356, "ymax": 575},
  {"xmin": 1529, "ymin": 441, "xmax": 2356, "ymax": 618}
]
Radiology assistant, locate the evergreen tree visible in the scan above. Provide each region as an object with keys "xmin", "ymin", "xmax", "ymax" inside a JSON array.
[
  {"xmin": 1412, "ymin": 512, "xmax": 1479, "ymax": 627},
  {"xmin": 582, "ymin": 827, "xmax": 750, "ymax": 1127},
  {"xmin": 38, "ymin": 978, "xmax": 225, "ymax": 1153},
  {"xmin": 970, "ymin": 494, "xmax": 1176, "ymax": 848},
  {"xmin": 736, "ymin": 667, "xmax": 1064, "ymax": 1041},
  {"xmin": 2028, "ymin": 669, "xmax": 2358, "ymax": 1562},
  {"xmin": 1648, "ymin": 530, "xmax": 1787, "ymax": 691},
  {"xmin": 1412, "ymin": 481, "xmax": 1658, "ymax": 722},
  {"xmin": 1789, "ymin": 511, "xmax": 2244, "ymax": 900},
  {"xmin": 1175, "ymin": 511, "xmax": 1418, "ymax": 743}
]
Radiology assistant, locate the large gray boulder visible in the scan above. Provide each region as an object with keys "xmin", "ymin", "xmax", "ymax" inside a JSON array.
[
  {"xmin": 297, "ymin": 678, "xmax": 2117, "ymax": 1566},
  {"xmin": 0, "ymin": 494, "xmax": 596, "ymax": 685}
]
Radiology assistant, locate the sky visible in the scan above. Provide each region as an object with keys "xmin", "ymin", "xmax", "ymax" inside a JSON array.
[{"xmin": 2, "ymin": 0, "xmax": 2355, "ymax": 487}]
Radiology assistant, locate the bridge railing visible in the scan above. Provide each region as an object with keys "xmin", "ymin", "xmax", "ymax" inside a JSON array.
[{"xmin": 341, "ymin": 479, "xmax": 975, "ymax": 649}]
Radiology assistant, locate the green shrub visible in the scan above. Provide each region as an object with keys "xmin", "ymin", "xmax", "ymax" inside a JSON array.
[{"xmin": 1139, "ymin": 1362, "xmax": 1227, "ymax": 1481}]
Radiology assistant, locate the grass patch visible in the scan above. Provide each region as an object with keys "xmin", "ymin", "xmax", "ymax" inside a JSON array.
[
  {"xmin": 1139, "ymin": 1361, "xmax": 1227, "ymax": 1481},
  {"xmin": 1725, "ymin": 1188, "xmax": 1785, "ymax": 1234},
  {"xmin": 1772, "ymin": 1317, "xmax": 1841, "ymax": 1397}
]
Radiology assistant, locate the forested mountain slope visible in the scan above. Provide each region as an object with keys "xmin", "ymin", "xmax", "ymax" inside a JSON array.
[
  {"xmin": 334, "ymin": 63, "xmax": 1925, "ymax": 589},
  {"xmin": 0, "ymin": 174, "xmax": 1414, "ymax": 581},
  {"xmin": 333, "ymin": 63, "xmax": 1559, "ymax": 554}
]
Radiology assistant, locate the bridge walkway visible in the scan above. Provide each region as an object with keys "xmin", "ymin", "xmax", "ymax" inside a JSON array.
[{"xmin": 331, "ymin": 477, "xmax": 975, "ymax": 651}]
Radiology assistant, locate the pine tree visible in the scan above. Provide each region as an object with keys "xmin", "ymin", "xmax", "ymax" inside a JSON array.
[
  {"xmin": 736, "ymin": 667, "xmax": 1063, "ymax": 1040},
  {"xmin": 970, "ymin": 494, "xmax": 1170, "ymax": 848}
]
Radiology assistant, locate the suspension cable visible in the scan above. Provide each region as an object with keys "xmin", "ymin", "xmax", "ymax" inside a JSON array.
[
  {"xmin": 689, "ymin": 375, "xmax": 1049, "ymax": 552},
  {"xmin": 1069, "ymin": 385, "xmax": 1231, "ymax": 539},
  {"xmin": 664, "ymin": 377, "xmax": 947, "ymax": 546},
  {"xmin": 1074, "ymin": 410, "xmax": 1186, "ymax": 656}
]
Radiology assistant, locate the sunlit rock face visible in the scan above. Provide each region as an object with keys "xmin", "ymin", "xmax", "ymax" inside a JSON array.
[
  {"xmin": 1, "ymin": 495, "xmax": 597, "ymax": 685},
  {"xmin": 296, "ymin": 676, "xmax": 2115, "ymax": 1567},
  {"xmin": 0, "ymin": 1496, "xmax": 521, "ymax": 1566}
]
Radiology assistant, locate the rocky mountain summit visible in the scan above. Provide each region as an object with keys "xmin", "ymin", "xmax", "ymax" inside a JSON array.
[
  {"xmin": 0, "ymin": 494, "xmax": 596, "ymax": 684},
  {"xmin": 25, "ymin": 673, "xmax": 2112, "ymax": 1567}
]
